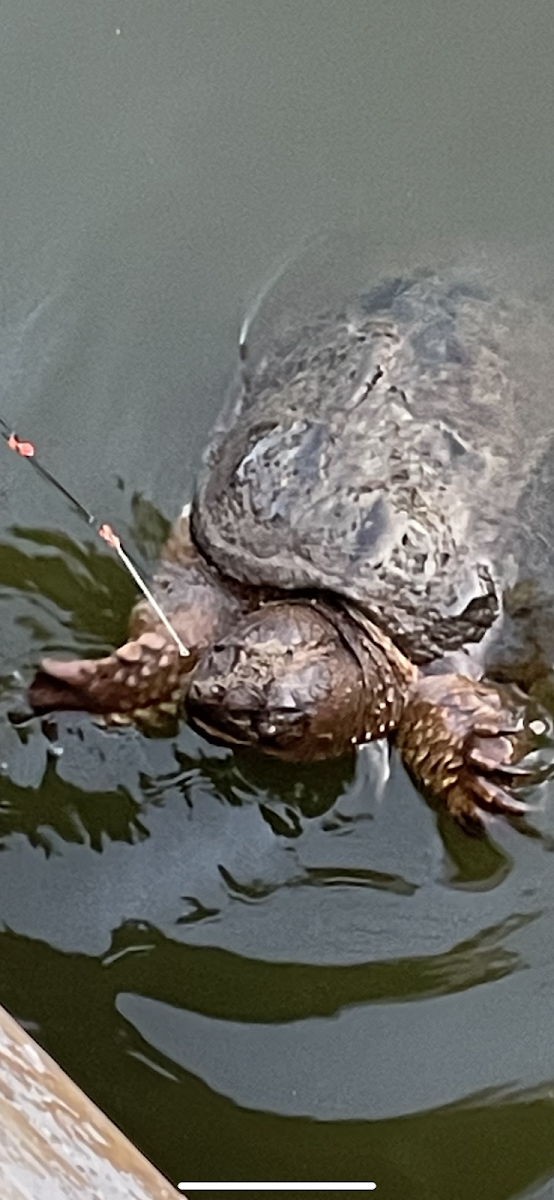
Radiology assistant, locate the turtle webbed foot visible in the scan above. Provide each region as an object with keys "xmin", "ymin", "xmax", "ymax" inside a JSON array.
[{"xmin": 396, "ymin": 673, "xmax": 551, "ymax": 824}]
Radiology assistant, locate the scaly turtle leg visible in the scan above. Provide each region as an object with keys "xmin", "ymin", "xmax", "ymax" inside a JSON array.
[
  {"xmin": 29, "ymin": 628, "xmax": 188, "ymax": 714},
  {"xmin": 396, "ymin": 673, "xmax": 551, "ymax": 823},
  {"xmin": 28, "ymin": 515, "xmax": 252, "ymax": 716}
]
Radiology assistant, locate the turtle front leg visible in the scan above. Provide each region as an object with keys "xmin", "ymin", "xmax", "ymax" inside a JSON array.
[
  {"xmin": 396, "ymin": 673, "xmax": 551, "ymax": 823},
  {"xmin": 28, "ymin": 629, "xmax": 190, "ymax": 715},
  {"xmin": 27, "ymin": 514, "xmax": 252, "ymax": 718}
]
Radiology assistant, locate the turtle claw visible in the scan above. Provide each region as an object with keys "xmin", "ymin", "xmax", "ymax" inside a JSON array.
[
  {"xmin": 470, "ymin": 775, "xmax": 536, "ymax": 817},
  {"xmin": 468, "ymin": 740, "xmax": 550, "ymax": 784},
  {"xmin": 396, "ymin": 672, "xmax": 552, "ymax": 825},
  {"xmin": 467, "ymin": 734, "xmax": 522, "ymax": 774},
  {"xmin": 446, "ymin": 783, "xmax": 534, "ymax": 825}
]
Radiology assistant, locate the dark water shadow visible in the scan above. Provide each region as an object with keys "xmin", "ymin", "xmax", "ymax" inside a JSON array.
[
  {"xmin": 149, "ymin": 743, "xmax": 355, "ymax": 818},
  {"xmin": 0, "ymin": 908, "xmax": 533, "ymax": 1032},
  {"xmin": 0, "ymin": 525, "xmax": 135, "ymax": 653},
  {"xmin": 0, "ymin": 923, "xmax": 551, "ymax": 1195},
  {"xmin": 0, "ymin": 758, "xmax": 149, "ymax": 852}
]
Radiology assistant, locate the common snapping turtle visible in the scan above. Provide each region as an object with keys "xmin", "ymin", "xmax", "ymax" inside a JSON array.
[{"xmin": 29, "ymin": 266, "xmax": 554, "ymax": 821}]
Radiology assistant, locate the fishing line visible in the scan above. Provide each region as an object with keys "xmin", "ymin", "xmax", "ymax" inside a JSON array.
[{"xmin": 0, "ymin": 416, "xmax": 189, "ymax": 657}]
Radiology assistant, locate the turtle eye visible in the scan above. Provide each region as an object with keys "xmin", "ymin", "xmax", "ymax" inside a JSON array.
[{"xmin": 207, "ymin": 641, "xmax": 240, "ymax": 675}]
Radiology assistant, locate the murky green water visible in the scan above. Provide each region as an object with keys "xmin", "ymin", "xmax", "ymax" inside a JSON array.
[{"xmin": 3, "ymin": 3, "xmax": 554, "ymax": 1196}]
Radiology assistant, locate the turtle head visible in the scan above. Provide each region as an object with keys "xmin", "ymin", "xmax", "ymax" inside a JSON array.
[
  {"xmin": 188, "ymin": 599, "xmax": 551, "ymax": 822},
  {"xmin": 187, "ymin": 600, "xmax": 408, "ymax": 759}
]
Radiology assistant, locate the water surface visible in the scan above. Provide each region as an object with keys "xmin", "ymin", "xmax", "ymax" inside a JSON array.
[{"xmin": 2, "ymin": 3, "xmax": 554, "ymax": 1196}]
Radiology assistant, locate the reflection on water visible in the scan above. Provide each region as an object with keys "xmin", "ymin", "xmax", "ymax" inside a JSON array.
[
  {"xmin": 2, "ymin": 350, "xmax": 554, "ymax": 1195},
  {"xmin": 4, "ymin": 266, "xmax": 554, "ymax": 1196},
  {"xmin": 1, "ymin": 919, "xmax": 554, "ymax": 1195},
  {"xmin": 3, "ymin": 3, "xmax": 554, "ymax": 1194},
  {"xmin": 0, "ymin": 513, "xmax": 553, "ymax": 1195},
  {"xmin": 0, "ymin": 526, "xmax": 135, "ymax": 654}
]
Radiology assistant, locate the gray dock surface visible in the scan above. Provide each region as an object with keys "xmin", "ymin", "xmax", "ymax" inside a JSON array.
[{"xmin": 0, "ymin": 1003, "xmax": 181, "ymax": 1200}]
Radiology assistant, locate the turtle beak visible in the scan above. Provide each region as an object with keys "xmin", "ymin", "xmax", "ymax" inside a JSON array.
[{"xmin": 187, "ymin": 673, "xmax": 291, "ymax": 748}]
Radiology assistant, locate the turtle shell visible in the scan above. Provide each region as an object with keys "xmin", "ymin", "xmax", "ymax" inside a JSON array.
[{"xmin": 191, "ymin": 267, "xmax": 554, "ymax": 664}]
